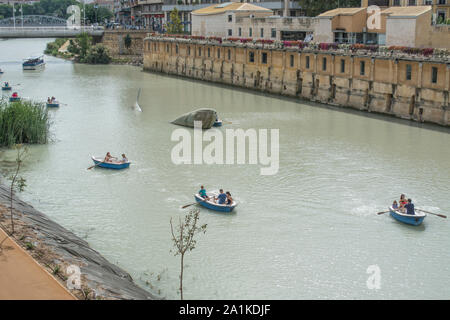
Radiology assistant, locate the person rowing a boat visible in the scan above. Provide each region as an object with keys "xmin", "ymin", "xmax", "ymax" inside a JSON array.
[
  {"xmin": 12, "ymin": 92, "xmax": 18, "ymax": 98},
  {"xmin": 215, "ymin": 189, "xmax": 227, "ymax": 205},
  {"xmin": 104, "ymin": 152, "xmax": 117, "ymax": 163},
  {"xmin": 121, "ymin": 154, "xmax": 128, "ymax": 163},
  {"xmin": 199, "ymin": 186, "xmax": 209, "ymax": 200},
  {"xmin": 404, "ymin": 199, "xmax": 415, "ymax": 215}
]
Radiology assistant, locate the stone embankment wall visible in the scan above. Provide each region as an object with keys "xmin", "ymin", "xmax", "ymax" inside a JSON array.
[
  {"xmin": 143, "ymin": 37, "xmax": 450, "ymax": 127},
  {"xmin": 101, "ymin": 30, "xmax": 148, "ymax": 64}
]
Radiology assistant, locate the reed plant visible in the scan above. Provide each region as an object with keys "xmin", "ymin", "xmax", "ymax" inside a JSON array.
[{"xmin": 0, "ymin": 98, "xmax": 49, "ymax": 147}]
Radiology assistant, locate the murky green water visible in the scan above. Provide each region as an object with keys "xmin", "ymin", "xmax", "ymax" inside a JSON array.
[{"xmin": 1, "ymin": 38, "xmax": 449, "ymax": 299}]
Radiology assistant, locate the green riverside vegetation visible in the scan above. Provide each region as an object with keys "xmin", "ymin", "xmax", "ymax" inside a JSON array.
[{"xmin": 0, "ymin": 99, "xmax": 49, "ymax": 147}]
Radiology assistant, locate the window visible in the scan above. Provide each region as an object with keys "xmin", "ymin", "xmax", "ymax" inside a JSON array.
[
  {"xmin": 208, "ymin": 47, "xmax": 210, "ymax": 58},
  {"xmin": 260, "ymin": 28, "xmax": 264, "ymax": 38},
  {"xmin": 238, "ymin": 27, "xmax": 242, "ymax": 37},
  {"xmin": 306, "ymin": 56, "xmax": 310, "ymax": 69},
  {"xmin": 198, "ymin": 47, "xmax": 201, "ymax": 56},
  {"xmin": 249, "ymin": 28, "xmax": 252, "ymax": 37},
  {"xmin": 271, "ymin": 28, "xmax": 276, "ymax": 38},
  {"xmin": 188, "ymin": 46, "xmax": 190, "ymax": 56},
  {"xmin": 408, "ymin": 0, "xmax": 416, "ymax": 5},
  {"xmin": 341, "ymin": 59, "xmax": 345, "ymax": 73},
  {"xmin": 228, "ymin": 29, "xmax": 232, "ymax": 36},
  {"xmin": 360, "ymin": 61, "xmax": 366, "ymax": 75},
  {"xmin": 290, "ymin": 55, "xmax": 294, "ymax": 67},
  {"xmin": 249, "ymin": 51, "xmax": 255, "ymax": 63},
  {"xmin": 406, "ymin": 64, "xmax": 412, "ymax": 80},
  {"xmin": 176, "ymin": 44, "xmax": 178, "ymax": 54},
  {"xmin": 322, "ymin": 57, "xmax": 327, "ymax": 71},
  {"xmin": 217, "ymin": 49, "xmax": 220, "ymax": 59},
  {"xmin": 262, "ymin": 52, "xmax": 267, "ymax": 64},
  {"xmin": 228, "ymin": 15, "xmax": 232, "ymax": 22},
  {"xmin": 228, "ymin": 49, "xmax": 231, "ymax": 60},
  {"xmin": 393, "ymin": 0, "xmax": 400, "ymax": 5},
  {"xmin": 166, "ymin": 44, "xmax": 169, "ymax": 52},
  {"xmin": 432, "ymin": 67, "xmax": 438, "ymax": 83}
]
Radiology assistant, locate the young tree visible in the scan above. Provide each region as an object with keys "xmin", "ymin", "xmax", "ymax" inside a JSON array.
[
  {"xmin": 8, "ymin": 144, "xmax": 27, "ymax": 235},
  {"xmin": 167, "ymin": 8, "xmax": 183, "ymax": 34},
  {"xmin": 170, "ymin": 209, "xmax": 207, "ymax": 300}
]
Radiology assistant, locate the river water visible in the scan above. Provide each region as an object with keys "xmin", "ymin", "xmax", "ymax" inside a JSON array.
[{"xmin": 1, "ymin": 38, "xmax": 449, "ymax": 299}]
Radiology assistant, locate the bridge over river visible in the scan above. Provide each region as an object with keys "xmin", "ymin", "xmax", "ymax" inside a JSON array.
[{"xmin": 0, "ymin": 15, "xmax": 104, "ymax": 38}]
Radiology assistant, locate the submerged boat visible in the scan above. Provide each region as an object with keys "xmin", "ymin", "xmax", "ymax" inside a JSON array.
[
  {"xmin": 171, "ymin": 108, "xmax": 217, "ymax": 129},
  {"xmin": 23, "ymin": 55, "xmax": 45, "ymax": 70},
  {"xmin": 91, "ymin": 156, "xmax": 130, "ymax": 170},
  {"xmin": 194, "ymin": 193, "xmax": 237, "ymax": 213},
  {"xmin": 389, "ymin": 206, "xmax": 426, "ymax": 226}
]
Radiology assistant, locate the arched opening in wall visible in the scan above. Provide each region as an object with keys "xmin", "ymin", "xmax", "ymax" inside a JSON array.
[
  {"xmin": 364, "ymin": 89, "xmax": 369, "ymax": 107},
  {"xmin": 330, "ymin": 84, "xmax": 336, "ymax": 100},
  {"xmin": 255, "ymin": 71, "xmax": 261, "ymax": 88},
  {"xmin": 409, "ymin": 95, "xmax": 416, "ymax": 115},
  {"xmin": 315, "ymin": 79, "xmax": 320, "ymax": 96}
]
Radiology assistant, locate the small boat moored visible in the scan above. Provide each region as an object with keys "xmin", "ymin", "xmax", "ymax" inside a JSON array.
[
  {"xmin": 2, "ymin": 83, "xmax": 11, "ymax": 91},
  {"xmin": 194, "ymin": 193, "xmax": 237, "ymax": 213},
  {"xmin": 23, "ymin": 55, "xmax": 45, "ymax": 70},
  {"xmin": 9, "ymin": 96, "xmax": 21, "ymax": 102},
  {"xmin": 213, "ymin": 119, "xmax": 223, "ymax": 127},
  {"xmin": 91, "ymin": 156, "xmax": 130, "ymax": 170},
  {"xmin": 389, "ymin": 206, "xmax": 426, "ymax": 226}
]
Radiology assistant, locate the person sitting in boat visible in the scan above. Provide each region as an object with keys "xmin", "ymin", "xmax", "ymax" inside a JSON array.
[
  {"xmin": 199, "ymin": 186, "xmax": 209, "ymax": 200},
  {"xmin": 215, "ymin": 189, "xmax": 227, "ymax": 205},
  {"xmin": 4, "ymin": 82, "xmax": 9, "ymax": 87},
  {"xmin": 104, "ymin": 152, "xmax": 117, "ymax": 163},
  {"xmin": 12, "ymin": 92, "xmax": 18, "ymax": 98},
  {"xmin": 121, "ymin": 154, "xmax": 128, "ymax": 163},
  {"xmin": 399, "ymin": 194, "xmax": 407, "ymax": 213},
  {"xmin": 47, "ymin": 97, "xmax": 51, "ymax": 103},
  {"xmin": 392, "ymin": 200, "xmax": 399, "ymax": 210},
  {"xmin": 404, "ymin": 199, "xmax": 415, "ymax": 215},
  {"xmin": 226, "ymin": 191, "xmax": 233, "ymax": 205},
  {"xmin": 51, "ymin": 96, "xmax": 56, "ymax": 103}
]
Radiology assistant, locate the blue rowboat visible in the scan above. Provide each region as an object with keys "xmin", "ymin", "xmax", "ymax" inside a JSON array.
[
  {"xmin": 91, "ymin": 156, "xmax": 130, "ymax": 170},
  {"xmin": 194, "ymin": 193, "xmax": 237, "ymax": 213},
  {"xmin": 389, "ymin": 206, "xmax": 426, "ymax": 226},
  {"xmin": 213, "ymin": 120, "xmax": 223, "ymax": 127},
  {"xmin": 47, "ymin": 102, "xmax": 60, "ymax": 108},
  {"xmin": 9, "ymin": 97, "xmax": 21, "ymax": 102},
  {"xmin": 2, "ymin": 86, "xmax": 11, "ymax": 91}
]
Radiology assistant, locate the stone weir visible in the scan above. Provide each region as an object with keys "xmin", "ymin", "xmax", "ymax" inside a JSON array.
[
  {"xmin": 0, "ymin": 184, "xmax": 159, "ymax": 300},
  {"xmin": 143, "ymin": 36, "xmax": 450, "ymax": 127}
]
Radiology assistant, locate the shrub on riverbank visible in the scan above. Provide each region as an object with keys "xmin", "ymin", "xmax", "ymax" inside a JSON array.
[
  {"xmin": 0, "ymin": 99, "xmax": 49, "ymax": 147},
  {"xmin": 44, "ymin": 38, "xmax": 68, "ymax": 56},
  {"xmin": 82, "ymin": 44, "xmax": 111, "ymax": 64}
]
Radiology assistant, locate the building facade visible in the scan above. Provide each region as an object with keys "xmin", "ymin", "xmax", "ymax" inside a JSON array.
[
  {"xmin": 361, "ymin": 0, "xmax": 450, "ymax": 24},
  {"xmin": 315, "ymin": 5, "xmax": 450, "ymax": 48}
]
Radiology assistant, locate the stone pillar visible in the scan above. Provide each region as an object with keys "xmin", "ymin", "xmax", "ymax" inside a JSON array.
[{"xmin": 284, "ymin": 0, "xmax": 289, "ymax": 17}]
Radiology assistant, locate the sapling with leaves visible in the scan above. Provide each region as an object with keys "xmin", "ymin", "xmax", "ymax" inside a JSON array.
[
  {"xmin": 170, "ymin": 208, "xmax": 207, "ymax": 300},
  {"xmin": 8, "ymin": 144, "xmax": 27, "ymax": 235}
]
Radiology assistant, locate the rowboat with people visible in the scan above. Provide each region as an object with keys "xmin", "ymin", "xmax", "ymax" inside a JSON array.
[
  {"xmin": 213, "ymin": 119, "xmax": 223, "ymax": 127},
  {"xmin": 389, "ymin": 206, "xmax": 426, "ymax": 226},
  {"xmin": 23, "ymin": 55, "xmax": 45, "ymax": 70},
  {"xmin": 9, "ymin": 92, "xmax": 21, "ymax": 102},
  {"xmin": 90, "ymin": 155, "xmax": 130, "ymax": 170},
  {"xmin": 0, "ymin": 69, "xmax": 4, "ymax": 74},
  {"xmin": 46, "ymin": 97, "xmax": 59, "ymax": 108},
  {"xmin": 2, "ymin": 82, "xmax": 11, "ymax": 90},
  {"xmin": 194, "ymin": 191, "xmax": 237, "ymax": 213}
]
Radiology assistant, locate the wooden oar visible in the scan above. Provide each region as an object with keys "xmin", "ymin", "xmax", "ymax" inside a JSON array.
[
  {"xmin": 377, "ymin": 210, "xmax": 390, "ymax": 215},
  {"xmin": 416, "ymin": 209, "xmax": 447, "ymax": 219},
  {"xmin": 87, "ymin": 159, "xmax": 104, "ymax": 170},
  {"xmin": 181, "ymin": 198, "xmax": 208, "ymax": 209},
  {"xmin": 222, "ymin": 120, "xmax": 232, "ymax": 124}
]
